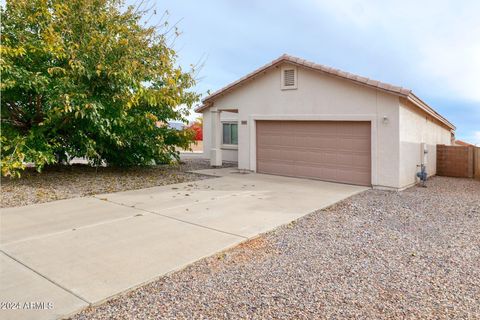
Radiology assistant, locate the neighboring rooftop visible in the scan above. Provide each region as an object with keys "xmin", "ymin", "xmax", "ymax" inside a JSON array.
[
  {"xmin": 455, "ymin": 140, "xmax": 475, "ymax": 147},
  {"xmin": 168, "ymin": 121, "xmax": 186, "ymax": 130}
]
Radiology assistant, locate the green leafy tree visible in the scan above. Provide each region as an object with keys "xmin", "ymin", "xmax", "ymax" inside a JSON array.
[{"xmin": 1, "ymin": 0, "xmax": 198, "ymax": 177}]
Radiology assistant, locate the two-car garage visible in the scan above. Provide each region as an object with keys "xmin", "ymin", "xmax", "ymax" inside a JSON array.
[
  {"xmin": 198, "ymin": 54, "xmax": 455, "ymax": 190},
  {"xmin": 256, "ymin": 121, "xmax": 371, "ymax": 186}
]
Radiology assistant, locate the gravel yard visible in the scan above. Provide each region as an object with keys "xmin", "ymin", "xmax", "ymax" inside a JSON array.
[
  {"xmin": 1, "ymin": 158, "xmax": 234, "ymax": 208},
  {"xmin": 72, "ymin": 176, "xmax": 480, "ymax": 319}
]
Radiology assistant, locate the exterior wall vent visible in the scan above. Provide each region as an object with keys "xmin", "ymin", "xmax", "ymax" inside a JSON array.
[{"xmin": 281, "ymin": 66, "xmax": 297, "ymax": 90}]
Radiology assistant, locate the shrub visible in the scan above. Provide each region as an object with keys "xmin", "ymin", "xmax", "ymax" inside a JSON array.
[{"xmin": 1, "ymin": 0, "xmax": 199, "ymax": 176}]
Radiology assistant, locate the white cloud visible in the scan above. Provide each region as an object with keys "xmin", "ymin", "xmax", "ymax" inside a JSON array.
[
  {"xmin": 471, "ymin": 131, "xmax": 480, "ymax": 145},
  {"xmin": 310, "ymin": 0, "xmax": 480, "ymax": 102}
]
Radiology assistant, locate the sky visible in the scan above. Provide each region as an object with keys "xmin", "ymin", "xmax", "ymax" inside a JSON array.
[{"xmin": 131, "ymin": 0, "xmax": 480, "ymax": 144}]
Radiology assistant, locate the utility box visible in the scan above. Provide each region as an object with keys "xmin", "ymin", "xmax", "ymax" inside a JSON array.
[{"xmin": 421, "ymin": 142, "xmax": 428, "ymax": 165}]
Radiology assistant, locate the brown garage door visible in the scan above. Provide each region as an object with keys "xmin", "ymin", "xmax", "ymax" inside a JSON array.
[{"xmin": 256, "ymin": 121, "xmax": 371, "ymax": 186}]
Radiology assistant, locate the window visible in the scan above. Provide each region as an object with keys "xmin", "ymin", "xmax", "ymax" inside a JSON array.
[{"xmin": 222, "ymin": 122, "xmax": 238, "ymax": 145}]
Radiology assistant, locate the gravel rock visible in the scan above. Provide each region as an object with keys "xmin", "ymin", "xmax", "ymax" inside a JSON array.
[
  {"xmin": 1, "ymin": 159, "xmax": 235, "ymax": 208},
  {"xmin": 72, "ymin": 176, "xmax": 480, "ymax": 319}
]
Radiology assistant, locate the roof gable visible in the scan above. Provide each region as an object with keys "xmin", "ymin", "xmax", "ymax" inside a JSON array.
[{"xmin": 196, "ymin": 54, "xmax": 454, "ymax": 130}]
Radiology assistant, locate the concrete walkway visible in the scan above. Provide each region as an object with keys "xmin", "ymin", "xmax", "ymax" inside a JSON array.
[{"xmin": 0, "ymin": 168, "xmax": 368, "ymax": 320}]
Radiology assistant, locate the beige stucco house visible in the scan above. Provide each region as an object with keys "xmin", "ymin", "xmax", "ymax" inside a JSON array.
[{"xmin": 196, "ymin": 54, "xmax": 455, "ymax": 190}]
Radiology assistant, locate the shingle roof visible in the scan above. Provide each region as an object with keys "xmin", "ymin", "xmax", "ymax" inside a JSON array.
[{"xmin": 196, "ymin": 54, "xmax": 454, "ymax": 130}]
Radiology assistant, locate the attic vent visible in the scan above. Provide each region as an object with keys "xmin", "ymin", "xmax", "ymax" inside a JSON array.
[
  {"xmin": 284, "ymin": 69, "xmax": 295, "ymax": 86},
  {"xmin": 281, "ymin": 67, "xmax": 297, "ymax": 90}
]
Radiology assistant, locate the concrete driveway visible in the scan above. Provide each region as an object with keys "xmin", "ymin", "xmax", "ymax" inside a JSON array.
[{"xmin": 0, "ymin": 168, "xmax": 367, "ymax": 320}]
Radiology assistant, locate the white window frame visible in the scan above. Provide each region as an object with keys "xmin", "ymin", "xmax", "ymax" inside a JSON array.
[
  {"xmin": 222, "ymin": 121, "xmax": 238, "ymax": 147},
  {"xmin": 281, "ymin": 66, "xmax": 297, "ymax": 90}
]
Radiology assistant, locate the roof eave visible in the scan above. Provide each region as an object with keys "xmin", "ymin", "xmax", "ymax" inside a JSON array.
[
  {"xmin": 405, "ymin": 94, "xmax": 455, "ymax": 131},
  {"xmin": 200, "ymin": 55, "xmax": 412, "ymax": 105},
  {"xmin": 196, "ymin": 54, "xmax": 455, "ymax": 131},
  {"xmin": 194, "ymin": 102, "xmax": 211, "ymax": 113},
  {"xmin": 200, "ymin": 55, "xmax": 288, "ymax": 106}
]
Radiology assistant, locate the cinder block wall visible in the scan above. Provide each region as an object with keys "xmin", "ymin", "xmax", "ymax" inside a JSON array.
[
  {"xmin": 475, "ymin": 148, "xmax": 480, "ymax": 180},
  {"xmin": 437, "ymin": 145, "xmax": 474, "ymax": 178}
]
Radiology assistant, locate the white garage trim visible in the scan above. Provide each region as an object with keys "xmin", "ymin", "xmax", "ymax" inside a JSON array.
[{"xmin": 248, "ymin": 114, "xmax": 378, "ymax": 185}]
